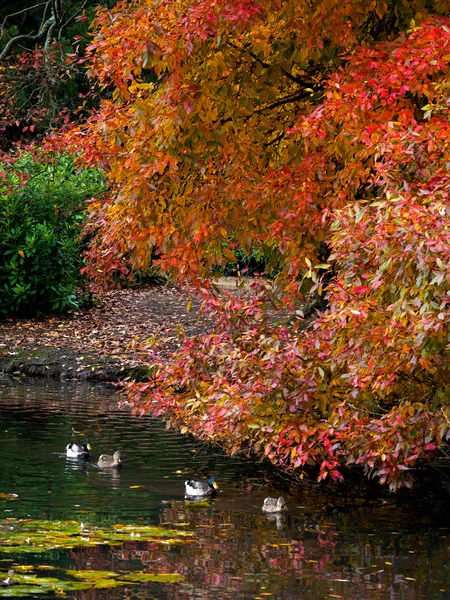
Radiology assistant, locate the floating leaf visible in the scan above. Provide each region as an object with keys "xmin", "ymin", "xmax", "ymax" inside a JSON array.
[{"xmin": 0, "ymin": 494, "xmax": 18, "ymax": 501}]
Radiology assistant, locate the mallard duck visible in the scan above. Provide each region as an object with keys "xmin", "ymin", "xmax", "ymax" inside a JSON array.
[
  {"xmin": 262, "ymin": 496, "xmax": 287, "ymax": 513},
  {"xmin": 65, "ymin": 439, "xmax": 92, "ymax": 458},
  {"xmin": 184, "ymin": 476, "xmax": 219, "ymax": 498},
  {"xmin": 97, "ymin": 450, "xmax": 121, "ymax": 468}
]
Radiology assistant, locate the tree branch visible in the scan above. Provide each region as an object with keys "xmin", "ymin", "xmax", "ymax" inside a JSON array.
[
  {"xmin": 58, "ymin": 0, "xmax": 78, "ymax": 33},
  {"xmin": 0, "ymin": 2, "xmax": 49, "ymax": 35},
  {"xmin": 0, "ymin": 15, "xmax": 55, "ymax": 60},
  {"xmin": 51, "ymin": 0, "xmax": 60, "ymax": 23},
  {"xmin": 0, "ymin": 0, "xmax": 90, "ymax": 61},
  {"xmin": 58, "ymin": 0, "xmax": 89, "ymax": 41},
  {"xmin": 256, "ymin": 91, "xmax": 310, "ymax": 114}
]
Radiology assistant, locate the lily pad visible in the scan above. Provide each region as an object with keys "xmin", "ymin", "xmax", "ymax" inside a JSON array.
[
  {"xmin": 66, "ymin": 569, "xmax": 184, "ymax": 585},
  {"xmin": 0, "ymin": 518, "xmax": 193, "ymax": 554},
  {"xmin": 0, "ymin": 518, "xmax": 189, "ymax": 595},
  {"xmin": 0, "ymin": 568, "xmax": 185, "ymax": 597}
]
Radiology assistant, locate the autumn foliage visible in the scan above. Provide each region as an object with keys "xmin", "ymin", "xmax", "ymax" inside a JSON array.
[{"xmin": 59, "ymin": 0, "xmax": 450, "ymax": 489}]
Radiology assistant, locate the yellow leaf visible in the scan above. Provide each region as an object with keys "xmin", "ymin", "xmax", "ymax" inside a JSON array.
[
  {"xmin": 223, "ymin": 248, "xmax": 236, "ymax": 261},
  {"xmin": 18, "ymin": 249, "xmax": 25, "ymax": 258}
]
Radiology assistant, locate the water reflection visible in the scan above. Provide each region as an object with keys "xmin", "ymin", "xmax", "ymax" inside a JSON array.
[
  {"xmin": 1, "ymin": 377, "xmax": 450, "ymax": 599},
  {"xmin": 64, "ymin": 455, "xmax": 91, "ymax": 475},
  {"xmin": 93, "ymin": 464, "xmax": 122, "ymax": 490},
  {"xmin": 265, "ymin": 511, "xmax": 287, "ymax": 530}
]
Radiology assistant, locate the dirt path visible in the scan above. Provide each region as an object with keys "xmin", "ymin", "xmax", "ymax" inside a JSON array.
[{"xmin": 0, "ymin": 284, "xmax": 211, "ymax": 380}]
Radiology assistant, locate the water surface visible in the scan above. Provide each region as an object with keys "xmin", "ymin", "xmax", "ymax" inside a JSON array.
[{"xmin": 1, "ymin": 377, "xmax": 450, "ymax": 599}]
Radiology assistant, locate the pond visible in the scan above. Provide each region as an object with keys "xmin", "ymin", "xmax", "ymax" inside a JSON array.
[{"xmin": 0, "ymin": 377, "xmax": 450, "ymax": 599}]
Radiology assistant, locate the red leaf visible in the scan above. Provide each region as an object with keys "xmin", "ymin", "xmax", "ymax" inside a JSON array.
[{"xmin": 352, "ymin": 286, "xmax": 370, "ymax": 294}]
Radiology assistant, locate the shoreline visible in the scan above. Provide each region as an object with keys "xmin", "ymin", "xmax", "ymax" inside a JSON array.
[{"xmin": 0, "ymin": 345, "xmax": 152, "ymax": 382}]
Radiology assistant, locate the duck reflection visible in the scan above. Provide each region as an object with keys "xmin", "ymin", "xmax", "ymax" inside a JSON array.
[
  {"xmin": 64, "ymin": 456, "xmax": 90, "ymax": 475},
  {"xmin": 265, "ymin": 511, "xmax": 287, "ymax": 530},
  {"xmin": 159, "ymin": 499, "xmax": 216, "ymax": 528},
  {"xmin": 96, "ymin": 466, "xmax": 121, "ymax": 490}
]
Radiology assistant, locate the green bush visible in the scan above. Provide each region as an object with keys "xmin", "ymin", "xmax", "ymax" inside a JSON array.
[
  {"xmin": 0, "ymin": 152, "xmax": 107, "ymax": 316},
  {"xmin": 213, "ymin": 246, "xmax": 283, "ymax": 278}
]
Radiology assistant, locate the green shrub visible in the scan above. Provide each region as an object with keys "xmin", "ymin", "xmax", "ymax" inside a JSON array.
[
  {"xmin": 213, "ymin": 246, "xmax": 282, "ymax": 278},
  {"xmin": 0, "ymin": 152, "xmax": 107, "ymax": 316}
]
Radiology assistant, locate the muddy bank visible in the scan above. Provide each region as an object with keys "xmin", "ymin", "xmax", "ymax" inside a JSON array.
[{"xmin": 0, "ymin": 346, "xmax": 153, "ymax": 382}]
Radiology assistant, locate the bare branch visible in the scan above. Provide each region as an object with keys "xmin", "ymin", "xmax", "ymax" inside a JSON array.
[
  {"xmin": 44, "ymin": 16, "xmax": 57, "ymax": 54},
  {"xmin": 42, "ymin": 1, "xmax": 51, "ymax": 25},
  {"xmin": 58, "ymin": 0, "xmax": 89, "ymax": 41},
  {"xmin": 0, "ymin": 0, "xmax": 90, "ymax": 60},
  {"xmin": 56, "ymin": 0, "xmax": 63, "ymax": 19},
  {"xmin": 51, "ymin": 0, "xmax": 59, "ymax": 23},
  {"xmin": 0, "ymin": 2, "xmax": 49, "ymax": 35},
  {"xmin": 0, "ymin": 15, "xmax": 55, "ymax": 61},
  {"xmin": 43, "ymin": 16, "xmax": 58, "ymax": 83},
  {"xmin": 59, "ymin": 0, "xmax": 78, "ymax": 24}
]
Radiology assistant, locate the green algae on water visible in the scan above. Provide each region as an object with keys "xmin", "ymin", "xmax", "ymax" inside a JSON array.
[
  {"xmin": 0, "ymin": 518, "xmax": 193, "ymax": 554},
  {"xmin": 0, "ymin": 518, "xmax": 189, "ymax": 596}
]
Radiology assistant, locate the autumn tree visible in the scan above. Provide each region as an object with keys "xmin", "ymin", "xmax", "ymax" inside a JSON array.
[{"xmin": 61, "ymin": 0, "xmax": 450, "ymax": 490}]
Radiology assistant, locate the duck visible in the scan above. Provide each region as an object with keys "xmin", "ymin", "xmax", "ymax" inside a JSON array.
[
  {"xmin": 97, "ymin": 450, "xmax": 121, "ymax": 468},
  {"xmin": 262, "ymin": 496, "xmax": 287, "ymax": 513},
  {"xmin": 65, "ymin": 439, "xmax": 92, "ymax": 458},
  {"xmin": 184, "ymin": 476, "xmax": 219, "ymax": 498}
]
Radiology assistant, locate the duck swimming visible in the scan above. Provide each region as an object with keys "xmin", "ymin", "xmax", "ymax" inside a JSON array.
[
  {"xmin": 262, "ymin": 496, "xmax": 287, "ymax": 513},
  {"xmin": 65, "ymin": 439, "xmax": 92, "ymax": 459},
  {"xmin": 184, "ymin": 476, "xmax": 219, "ymax": 498},
  {"xmin": 97, "ymin": 450, "xmax": 121, "ymax": 468}
]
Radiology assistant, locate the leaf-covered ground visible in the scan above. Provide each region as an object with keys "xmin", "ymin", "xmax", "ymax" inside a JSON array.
[{"xmin": 0, "ymin": 283, "xmax": 211, "ymax": 379}]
